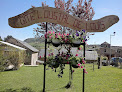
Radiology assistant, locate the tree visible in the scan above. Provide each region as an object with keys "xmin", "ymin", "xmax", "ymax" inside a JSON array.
[
  {"xmin": 0, "ymin": 36, "xmax": 2, "ymax": 41},
  {"xmin": 33, "ymin": 0, "xmax": 95, "ymax": 38},
  {"xmin": 4, "ymin": 35, "xmax": 13, "ymax": 42}
]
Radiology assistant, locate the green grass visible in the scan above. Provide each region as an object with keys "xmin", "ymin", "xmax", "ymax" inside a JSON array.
[{"xmin": 0, "ymin": 64, "xmax": 122, "ymax": 92}]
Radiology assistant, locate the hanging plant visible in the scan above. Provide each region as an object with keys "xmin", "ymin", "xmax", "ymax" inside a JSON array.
[
  {"xmin": 69, "ymin": 54, "xmax": 84, "ymax": 68},
  {"xmin": 52, "ymin": 38, "xmax": 61, "ymax": 47},
  {"xmin": 52, "ymin": 33, "xmax": 61, "ymax": 47}
]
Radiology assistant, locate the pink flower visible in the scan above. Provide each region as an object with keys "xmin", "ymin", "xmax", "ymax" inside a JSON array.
[
  {"xmin": 81, "ymin": 66, "xmax": 83, "ymax": 68},
  {"xmin": 51, "ymin": 53, "xmax": 53, "ymax": 56},
  {"xmin": 78, "ymin": 63, "xmax": 81, "ymax": 67},
  {"xmin": 67, "ymin": 34, "xmax": 69, "ymax": 36},
  {"xmin": 66, "ymin": 57, "xmax": 68, "ymax": 60},
  {"xmin": 84, "ymin": 69, "xmax": 88, "ymax": 74},
  {"xmin": 64, "ymin": 33, "xmax": 66, "ymax": 36},
  {"xmin": 79, "ymin": 48, "xmax": 81, "ymax": 50},
  {"xmin": 67, "ymin": 62, "xmax": 69, "ymax": 64},
  {"xmin": 49, "ymin": 36, "xmax": 52, "ymax": 38},
  {"xmin": 53, "ymin": 31, "xmax": 55, "ymax": 34},
  {"xmin": 83, "ymin": 40, "xmax": 85, "ymax": 42},
  {"xmin": 39, "ymin": 56, "xmax": 41, "ymax": 58},
  {"xmin": 55, "ymin": 35, "xmax": 58, "ymax": 38},
  {"xmin": 48, "ymin": 54, "xmax": 50, "ymax": 56},
  {"xmin": 82, "ymin": 60, "xmax": 85, "ymax": 64},
  {"xmin": 59, "ymin": 33, "xmax": 61, "ymax": 36},
  {"xmin": 66, "ymin": 39, "xmax": 69, "ymax": 41},
  {"xmin": 48, "ymin": 31, "xmax": 51, "ymax": 34},
  {"xmin": 45, "ymin": 33, "xmax": 47, "ymax": 38},
  {"xmin": 76, "ymin": 54, "xmax": 78, "ymax": 56},
  {"xmin": 67, "ymin": 55, "xmax": 69, "ymax": 57},
  {"xmin": 61, "ymin": 34, "xmax": 64, "ymax": 38}
]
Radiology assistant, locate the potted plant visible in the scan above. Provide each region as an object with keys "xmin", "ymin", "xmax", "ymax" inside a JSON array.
[
  {"xmin": 69, "ymin": 56, "xmax": 80, "ymax": 68},
  {"xmin": 61, "ymin": 33, "xmax": 72, "ymax": 44},
  {"xmin": 71, "ymin": 30, "xmax": 86, "ymax": 47},
  {"xmin": 46, "ymin": 31, "xmax": 54, "ymax": 42},
  {"xmin": 52, "ymin": 33, "xmax": 61, "ymax": 47}
]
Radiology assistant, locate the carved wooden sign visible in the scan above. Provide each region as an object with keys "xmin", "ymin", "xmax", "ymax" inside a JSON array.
[{"xmin": 8, "ymin": 7, "xmax": 119, "ymax": 32}]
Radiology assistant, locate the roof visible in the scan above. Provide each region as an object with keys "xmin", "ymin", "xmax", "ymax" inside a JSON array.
[
  {"xmin": 0, "ymin": 41, "xmax": 26, "ymax": 50},
  {"xmin": 16, "ymin": 39, "xmax": 39, "ymax": 52},
  {"xmin": 101, "ymin": 41, "xmax": 110, "ymax": 45},
  {"xmin": 111, "ymin": 46, "xmax": 122, "ymax": 51}
]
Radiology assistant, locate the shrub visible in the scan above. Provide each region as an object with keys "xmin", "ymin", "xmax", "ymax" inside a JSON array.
[
  {"xmin": 7, "ymin": 51, "xmax": 26, "ymax": 70},
  {"xmin": 0, "ymin": 54, "xmax": 8, "ymax": 72},
  {"xmin": 0, "ymin": 50, "xmax": 26, "ymax": 71}
]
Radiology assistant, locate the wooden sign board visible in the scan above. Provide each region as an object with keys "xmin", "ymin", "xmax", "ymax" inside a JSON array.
[{"xmin": 8, "ymin": 7, "xmax": 119, "ymax": 32}]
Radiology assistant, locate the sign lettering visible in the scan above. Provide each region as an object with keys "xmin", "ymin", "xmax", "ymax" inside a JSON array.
[{"xmin": 8, "ymin": 7, "xmax": 119, "ymax": 32}]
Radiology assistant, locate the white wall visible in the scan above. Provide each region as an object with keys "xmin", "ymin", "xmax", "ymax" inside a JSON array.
[{"xmin": 31, "ymin": 53, "xmax": 38, "ymax": 65}]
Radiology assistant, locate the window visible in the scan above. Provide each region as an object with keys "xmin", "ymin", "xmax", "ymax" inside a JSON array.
[{"xmin": 104, "ymin": 49, "xmax": 106, "ymax": 52}]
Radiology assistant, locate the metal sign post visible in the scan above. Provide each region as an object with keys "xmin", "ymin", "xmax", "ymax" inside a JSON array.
[{"xmin": 43, "ymin": 22, "xmax": 47, "ymax": 92}]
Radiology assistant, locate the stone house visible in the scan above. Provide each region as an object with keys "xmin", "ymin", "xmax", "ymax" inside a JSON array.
[
  {"xmin": 88, "ymin": 42, "xmax": 122, "ymax": 60},
  {"xmin": 5, "ymin": 36, "xmax": 39, "ymax": 65}
]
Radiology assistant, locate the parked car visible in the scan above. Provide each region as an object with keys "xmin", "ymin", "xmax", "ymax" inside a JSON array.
[{"xmin": 110, "ymin": 57, "xmax": 122, "ymax": 67}]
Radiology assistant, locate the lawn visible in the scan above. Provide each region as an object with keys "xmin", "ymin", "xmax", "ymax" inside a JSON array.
[{"xmin": 0, "ymin": 64, "xmax": 122, "ymax": 92}]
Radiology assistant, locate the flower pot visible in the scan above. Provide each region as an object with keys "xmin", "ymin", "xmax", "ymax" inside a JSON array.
[
  {"xmin": 47, "ymin": 38, "xmax": 51, "ymax": 42},
  {"xmin": 72, "ymin": 39, "xmax": 81, "ymax": 47},
  {"xmin": 52, "ymin": 39, "xmax": 60, "ymax": 47},
  {"xmin": 51, "ymin": 62, "xmax": 59, "ymax": 68},
  {"xmin": 72, "ymin": 64, "xmax": 79, "ymax": 68}
]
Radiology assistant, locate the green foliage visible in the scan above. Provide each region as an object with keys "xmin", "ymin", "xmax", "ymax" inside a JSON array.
[
  {"xmin": 0, "ymin": 47, "xmax": 7, "ymax": 71},
  {"xmin": 0, "ymin": 53, "xmax": 8, "ymax": 72},
  {"xmin": 119, "ymin": 64, "xmax": 122, "ymax": 69},
  {"xmin": 101, "ymin": 56, "xmax": 108, "ymax": 60},
  {"xmin": 69, "ymin": 56, "xmax": 82, "ymax": 65},
  {"xmin": 0, "ymin": 47, "xmax": 26, "ymax": 71},
  {"xmin": 21, "ymin": 87, "xmax": 34, "ymax": 92},
  {"xmin": 24, "ymin": 37, "xmax": 45, "ymax": 50},
  {"xmin": 0, "ymin": 65, "xmax": 121, "ymax": 92},
  {"xmin": 7, "ymin": 51, "xmax": 26, "ymax": 70}
]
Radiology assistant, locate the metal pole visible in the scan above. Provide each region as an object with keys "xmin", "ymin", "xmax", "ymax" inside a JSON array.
[
  {"xmin": 43, "ymin": 22, "xmax": 47, "ymax": 92},
  {"xmin": 83, "ymin": 42, "xmax": 85, "ymax": 92},
  {"xmin": 109, "ymin": 35, "xmax": 111, "ymax": 65},
  {"xmin": 93, "ymin": 62, "xmax": 94, "ymax": 71},
  {"xmin": 109, "ymin": 32, "xmax": 116, "ymax": 65}
]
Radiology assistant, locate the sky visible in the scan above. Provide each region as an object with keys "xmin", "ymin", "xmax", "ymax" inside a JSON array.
[{"xmin": 0, "ymin": 0, "xmax": 122, "ymax": 46}]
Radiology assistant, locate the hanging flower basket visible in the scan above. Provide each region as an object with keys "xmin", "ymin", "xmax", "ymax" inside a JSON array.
[
  {"xmin": 72, "ymin": 39, "xmax": 81, "ymax": 47},
  {"xmin": 52, "ymin": 38, "xmax": 61, "ymax": 47},
  {"xmin": 47, "ymin": 38, "xmax": 52, "ymax": 43},
  {"xmin": 50, "ymin": 61, "xmax": 59, "ymax": 68},
  {"xmin": 72, "ymin": 64, "xmax": 79, "ymax": 68}
]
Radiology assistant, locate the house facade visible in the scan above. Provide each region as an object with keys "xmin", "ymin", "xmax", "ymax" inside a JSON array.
[
  {"xmin": 5, "ymin": 36, "xmax": 39, "ymax": 65},
  {"xmin": 88, "ymin": 42, "xmax": 122, "ymax": 60}
]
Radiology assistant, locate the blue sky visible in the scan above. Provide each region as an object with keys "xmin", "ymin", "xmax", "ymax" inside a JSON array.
[{"xmin": 0, "ymin": 0, "xmax": 122, "ymax": 46}]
